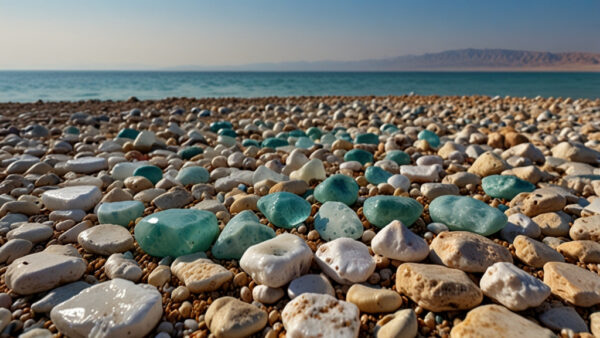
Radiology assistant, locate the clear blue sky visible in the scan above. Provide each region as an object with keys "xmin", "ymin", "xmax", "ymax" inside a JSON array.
[{"xmin": 1, "ymin": 0, "xmax": 599, "ymax": 69}]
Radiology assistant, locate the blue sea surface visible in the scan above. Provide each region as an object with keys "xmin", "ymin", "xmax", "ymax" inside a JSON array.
[{"xmin": 0, "ymin": 71, "xmax": 598, "ymax": 102}]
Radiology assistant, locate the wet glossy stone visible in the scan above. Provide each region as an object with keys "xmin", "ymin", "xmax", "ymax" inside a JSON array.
[
  {"xmin": 211, "ymin": 210, "xmax": 276, "ymax": 260},
  {"xmin": 385, "ymin": 150, "xmax": 411, "ymax": 165},
  {"xmin": 365, "ymin": 166, "xmax": 393, "ymax": 185},
  {"xmin": 429, "ymin": 195, "xmax": 507, "ymax": 236},
  {"xmin": 314, "ymin": 174, "xmax": 359, "ymax": 206},
  {"xmin": 132, "ymin": 165, "xmax": 163, "ymax": 185},
  {"xmin": 363, "ymin": 196, "xmax": 423, "ymax": 228},
  {"xmin": 314, "ymin": 201, "xmax": 363, "ymax": 241},
  {"xmin": 482, "ymin": 175, "xmax": 536, "ymax": 200},
  {"xmin": 97, "ymin": 201, "xmax": 145, "ymax": 227},
  {"xmin": 257, "ymin": 192, "xmax": 311, "ymax": 228},
  {"xmin": 344, "ymin": 149, "xmax": 374, "ymax": 165},
  {"xmin": 176, "ymin": 166, "xmax": 209, "ymax": 185},
  {"xmin": 418, "ymin": 130, "xmax": 440, "ymax": 148}
]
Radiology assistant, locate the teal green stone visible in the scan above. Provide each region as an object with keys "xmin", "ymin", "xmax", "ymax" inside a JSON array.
[
  {"xmin": 338, "ymin": 133, "xmax": 352, "ymax": 142},
  {"xmin": 363, "ymin": 196, "xmax": 423, "ymax": 228},
  {"xmin": 178, "ymin": 146, "xmax": 204, "ymax": 160},
  {"xmin": 482, "ymin": 175, "xmax": 536, "ymax": 200},
  {"xmin": 211, "ymin": 210, "xmax": 276, "ymax": 260},
  {"xmin": 314, "ymin": 174, "xmax": 359, "ymax": 206},
  {"xmin": 365, "ymin": 166, "xmax": 393, "ymax": 185},
  {"xmin": 344, "ymin": 149, "xmax": 374, "ymax": 165},
  {"xmin": 306, "ymin": 127, "xmax": 322, "ymax": 140},
  {"xmin": 117, "ymin": 128, "xmax": 140, "ymax": 139},
  {"xmin": 320, "ymin": 133, "xmax": 336, "ymax": 145},
  {"xmin": 497, "ymin": 204, "xmax": 509, "ymax": 212},
  {"xmin": 385, "ymin": 150, "xmax": 411, "ymax": 165},
  {"xmin": 295, "ymin": 137, "xmax": 314, "ymax": 149},
  {"xmin": 355, "ymin": 133, "xmax": 379, "ymax": 145},
  {"xmin": 134, "ymin": 209, "xmax": 219, "ymax": 257},
  {"xmin": 218, "ymin": 129, "xmax": 237, "ymax": 138},
  {"xmin": 429, "ymin": 195, "xmax": 508, "ymax": 236},
  {"xmin": 314, "ymin": 201, "xmax": 363, "ymax": 241},
  {"xmin": 257, "ymin": 192, "xmax": 311, "ymax": 228},
  {"xmin": 242, "ymin": 139, "xmax": 260, "ymax": 147},
  {"xmin": 262, "ymin": 137, "xmax": 289, "ymax": 148},
  {"xmin": 210, "ymin": 121, "xmax": 233, "ymax": 133},
  {"xmin": 97, "ymin": 201, "xmax": 145, "ymax": 227},
  {"xmin": 417, "ymin": 130, "xmax": 440, "ymax": 148},
  {"xmin": 64, "ymin": 126, "xmax": 80, "ymax": 135},
  {"xmin": 289, "ymin": 129, "xmax": 307, "ymax": 137},
  {"xmin": 133, "ymin": 165, "xmax": 163, "ymax": 185},
  {"xmin": 381, "ymin": 124, "xmax": 398, "ymax": 133},
  {"xmin": 176, "ymin": 166, "xmax": 209, "ymax": 185}
]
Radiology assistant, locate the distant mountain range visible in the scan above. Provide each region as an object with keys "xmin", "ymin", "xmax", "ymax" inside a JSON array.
[{"xmin": 170, "ymin": 49, "xmax": 600, "ymax": 71}]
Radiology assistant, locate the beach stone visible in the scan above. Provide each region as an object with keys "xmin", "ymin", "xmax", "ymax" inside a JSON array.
[
  {"xmin": 257, "ymin": 192, "xmax": 311, "ymax": 228},
  {"xmin": 100, "ymin": 187, "xmax": 133, "ymax": 203},
  {"xmin": 240, "ymin": 233, "xmax": 313, "ymax": 288},
  {"xmin": 442, "ymin": 172, "xmax": 481, "ymax": 187},
  {"xmin": 570, "ymin": 215, "xmax": 600, "ymax": 241},
  {"xmin": 396, "ymin": 263, "xmax": 482, "ymax": 311},
  {"xmin": 287, "ymin": 274, "xmax": 335, "ymax": 299},
  {"xmin": 420, "ymin": 183, "xmax": 459, "ymax": 200},
  {"xmin": 385, "ymin": 151, "xmax": 411, "ymax": 166},
  {"xmin": 371, "ymin": 220, "xmax": 429, "ymax": 262},
  {"xmin": 429, "ymin": 231, "xmax": 512, "ymax": 272},
  {"xmin": 104, "ymin": 253, "xmax": 142, "ymax": 281},
  {"xmin": 591, "ymin": 312, "xmax": 600, "ymax": 337},
  {"xmin": 513, "ymin": 190, "xmax": 566, "ymax": 217},
  {"xmin": 314, "ymin": 201, "xmax": 363, "ymax": 241},
  {"xmin": 375, "ymin": 309, "xmax": 417, "ymax": 338},
  {"xmin": 355, "ymin": 132, "xmax": 379, "ymax": 145},
  {"xmin": 503, "ymin": 165, "xmax": 543, "ymax": 184},
  {"xmin": 502, "ymin": 143, "xmax": 544, "ymax": 163},
  {"xmin": 0, "ymin": 201, "xmax": 40, "ymax": 217},
  {"xmin": 468, "ymin": 151, "xmax": 507, "ymax": 177},
  {"xmin": 539, "ymin": 306, "xmax": 589, "ymax": 333},
  {"xmin": 282, "ymin": 293, "xmax": 360, "ymax": 338},
  {"xmin": 44, "ymin": 244, "xmax": 81, "ymax": 257},
  {"xmin": 124, "ymin": 176, "xmax": 154, "ymax": 193},
  {"xmin": 482, "ymin": 175, "xmax": 535, "ymax": 200},
  {"xmin": 429, "ymin": 195, "xmax": 507, "ymax": 236},
  {"xmin": 7, "ymin": 223, "xmax": 52, "ymax": 243},
  {"xmin": 480, "ymin": 262, "xmax": 550, "ymax": 311},
  {"xmin": 544, "ymin": 261, "xmax": 600, "ymax": 306},
  {"xmin": 148, "ymin": 265, "xmax": 171, "ymax": 287},
  {"xmin": 50, "ymin": 279, "xmax": 162, "ymax": 338},
  {"xmin": 551, "ymin": 141, "xmax": 600, "ymax": 164},
  {"xmin": 532, "ymin": 211, "xmax": 571, "ymax": 237},
  {"xmin": 0, "ymin": 239, "xmax": 32, "ymax": 264},
  {"xmin": 229, "ymin": 194, "xmax": 260, "ymax": 213},
  {"xmin": 111, "ymin": 161, "xmax": 149, "ymax": 181},
  {"xmin": 252, "ymin": 166, "xmax": 287, "ymax": 184},
  {"xmin": 31, "ymin": 281, "xmax": 91, "ymax": 313},
  {"xmin": 346, "ymin": 284, "xmax": 402, "ymax": 313},
  {"xmin": 5, "ymin": 252, "xmax": 86, "ymax": 295},
  {"xmin": 65, "ymin": 157, "xmax": 108, "ymax": 174},
  {"xmin": 365, "ymin": 166, "xmax": 393, "ymax": 185},
  {"xmin": 269, "ymin": 180, "xmax": 309, "ymax": 195},
  {"xmin": 97, "ymin": 200, "xmax": 144, "ymax": 227},
  {"xmin": 170, "ymin": 253, "xmax": 233, "ymax": 292},
  {"xmin": 0, "ymin": 308, "xmax": 10, "ymax": 333},
  {"xmin": 387, "ymin": 174, "xmax": 411, "ymax": 192},
  {"xmin": 363, "ymin": 196, "xmax": 423, "ymax": 228},
  {"xmin": 193, "ymin": 199, "xmax": 228, "ymax": 214},
  {"xmin": 557, "ymin": 240, "xmax": 600, "ymax": 263},
  {"xmin": 133, "ymin": 131, "xmax": 157, "ymax": 152},
  {"xmin": 500, "ymin": 213, "xmax": 541, "ymax": 242},
  {"xmin": 133, "ymin": 165, "xmax": 163, "ymax": 185},
  {"xmin": 315, "ymin": 237, "xmax": 375, "ymax": 284},
  {"xmin": 314, "ymin": 174, "xmax": 359, "ymax": 206},
  {"xmin": 41, "ymin": 185, "xmax": 102, "ymax": 211},
  {"xmin": 345, "ymin": 149, "xmax": 374, "ymax": 165},
  {"xmin": 212, "ymin": 210, "xmax": 276, "ymax": 260},
  {"xmin": 178, "ymin": 146, "xmax": 203, "ymax": 160},
  {"xmin": 58, "ymin": 220, "xmax": 93, "ymax": 244},
  {"xmin": 290, "ymin": 158, "xmax": 327, "ymax": 183},
  {"xmin": 19, "ymin": 328, "xmax": 53, "ymax": 338},
  {"xmin": 205, "ymin": 297, "xmax": 267, "ymax": 338},
  {"xmin": 134, "ymin": 209, "xmax": 219, "ymax": 257},
  {"xmin": 49, "ymin": 209, "xmax": 86, "ymax": 222},
  {"xmin": 176, "ymin": 166, "xmax": 209, "ymax": 185},
  {"xmin": 418, "ymin": 130, "xmax": 440, "ymax": 148},
  {"xmin": 77, "ymin": 224, "xmax": 134, "ymax": 255},
  {"xmin": 252, "ymin": 285, "xmax": 284, "ymax": 304},
  {"xmin": 152, "ymin": 187, "xmax": 193, "ymax": 210},
  {"xmin": 513, "ymin": 235, "xmax": 565, "ymax": 268},
  {"xmin": 400, "ymin": 165, "xmax": 439, "ymax": 183},
  {"xmin": 450, "ymin": 304, "xmax": 555, "ymax": 338}
]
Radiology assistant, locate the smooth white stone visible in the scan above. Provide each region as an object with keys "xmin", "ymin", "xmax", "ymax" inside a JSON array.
[
  {"xmin": 6, "ymin": 223, "xmax": 53, "ymax": 243},
  {"xmin": 252, "ymin": 165, "xmax": 288, "ymax": 184},
  {"xmin": 289, "ymin": 159, "xmax": 327, "ymax": 183},
  {"xmin": 31, "ymin": 281, "xmax": 91, "ymax": 313},
  {"xmin": 340, "ymin": 161, "xmax": 363, "ymax": 171},
  {"xmin": 50, "ymin": 279, "xmax": 162, "ymax": 338},
  {"xmin": 400, "ymin": 165, "xmax": 441, "ymax": 183},
  {"xmin": 65, "ymin": 157, "xmax": 108, "ymax": 174},
  {"xmin": 287, "ymin": 274, "xmax": 335, "ymax": 299},
  {"xmin": 500, "ymin": 213, "xmax": 541, "ymax": 243},
  {"xmin": 252, "ymin": 285, "xmax": 284, "ymax": 304},
  {"xmin": 315, "ymin": 237, "xmax": 376, "ymax": 284},
  {"xmin": 371, "ymin": 220, "xmax": 429, "ymax": 262},
  {"xmin": 42, "ymin": 186, "xmax": 102, "ymax": 211},
  {"xmin": 387, "ymin": 174, "xmax": 411, "ymax": 192},
  {"xmin": 104, "ymin": 253, "xmax": 142, "ymax": 282},
  {"xmin": 240, "ymin": 233, "xmax": 313, "ymax": 288},
  {"xmin": 111, "ymin": 161, "xmax": 149, "ymax": 181}
]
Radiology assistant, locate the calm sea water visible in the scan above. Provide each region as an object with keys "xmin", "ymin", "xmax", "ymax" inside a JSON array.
[{"xmin": 0, "ymin": 71, "xmax": 598, "ymax": 102}]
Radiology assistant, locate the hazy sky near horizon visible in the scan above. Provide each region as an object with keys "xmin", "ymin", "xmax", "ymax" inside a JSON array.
[{"xmin": 1, "ymin": 0, "xmax": 599, "ymax": 70}]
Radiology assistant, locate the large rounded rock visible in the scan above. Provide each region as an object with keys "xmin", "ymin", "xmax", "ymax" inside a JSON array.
[{"xmin": 429, "ymin": 195, "xmax": 507, "ymax": 236}]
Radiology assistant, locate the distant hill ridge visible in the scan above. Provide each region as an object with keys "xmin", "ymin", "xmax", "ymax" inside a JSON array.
[{"xmin": 172, "ymin": 48, "xmax": 600, "ymax": 71}]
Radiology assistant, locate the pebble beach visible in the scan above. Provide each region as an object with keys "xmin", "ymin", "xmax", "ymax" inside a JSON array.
[{"xmin": 1, "ymin": 94, "xmax": 600, "ymax": 337}]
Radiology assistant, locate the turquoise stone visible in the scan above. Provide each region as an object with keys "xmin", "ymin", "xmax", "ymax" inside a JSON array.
[
  {"xmin": 176, "ymin": 166, "xmax": 209, "ymax": 185},
  {"xmin": 289, "ymin": 130, "xmax": 307, "ymax": 137},
  {"xmin": 344, "ymin": 149, "xmax": 374, "ymax": 165},
  {"xmin": 338, "ymin": 133, "xmax": 352, "ymax": 142},
  {"xmin": 314, "ymin": 201, "xmax": 363, "ymax": 241},
  {"xmin": 417, "ymin": 130, "xmax": 440, "ymax": 148},
  {"xmin": 314, "ymin": 174, "xmax": 359, "ymax": 206},
  {"xmin": 363, "ymin": 196, "xmax": 423, "ymax": 228},
  {"xmin": 497, "ymin": 204, "xmax": 509, "ymax": 212},
  {"xmin": 218, "ymin": 129, "xmax": 237, "ymax": 138},
  {"xmin": 429, "ymin": 195, "xmax": 508, "ymax": 236},
  {"xmin": 242, "ymin": 139, "xmax": 260, "ymax": 147},
  {"xmin": 134, "ymin": 209, "xmax": 219, "ymax": 257},
  {"xmin": 64, "ymin": 126, "xmax": 80, "ymax": 135},
  {"xmin": 262, "ymin": 137, "xmax": 289, "ymax": 148},
  {"xmin": 210, "ymin": 121, "xmax": 233, "ymax": 133},
  {"xmin": 482, "ymin": 175, "xmax": 536, "ymax": 200},
  {"xmin": 178, "ymin": 146, "xmax": 204, "ymax": 160},
  {"xmin": 354, "ymin": 133, "xmax": 379, "ymax": 145},
  {"xmin": 295, "ymin": 137, "xmax": 314, "ymax": 149},
  {"xmin": 365, "ymin": 166, "xmax": 393, "ymax": 185},
  {"xmin": 97, "ymin": 201, "xmax": 144, "ymax": 227},
  {"xmin": 381, "ymin": 124, "xmax": 398, "ymax": 133},
  {"xmin": 257, "ymin": 192, "xmax": 311, "ymax": 228},
  {"xmin": 306, "ymin": 127, "xmax": 322, "ymax": 141},
  {"xmin": 211, "ymin": 210, "xmax": 276, "ymax": 259},
  {"xmin": 117, "ymin": 128, "xmax": 139, "ymax": 139},
  {"xmin": 133, "ymin": 165, "xmax": 163, "ymax": 185},
  {"xmin": 385, "ymin": 150, "xmax": 411, "ymax": 165},
  {"xmin": 320, "ymin": 133, "xmax": 336, "ymax": 144}
]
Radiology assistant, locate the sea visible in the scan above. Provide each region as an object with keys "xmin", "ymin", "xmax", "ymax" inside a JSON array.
[{"xmin": 0, "ymin": 71, "xmax": 598, "ymax": 102}]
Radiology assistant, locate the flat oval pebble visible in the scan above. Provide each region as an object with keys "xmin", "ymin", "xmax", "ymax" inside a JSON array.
[
  {"xmin": 97, "ymin": 200, "xmax": 145, "ymax": 227},
  {"xmin": 346, "ymin": 284, "xmax": 402, "ymax": 313},
  {"xmin": 314, "ymin": 201, "xmax": 363, "ymax": 241},
  {"xmin": 314, "ymin": 174, "xmax": 359, "ymax": 206},
  {"xmin": 287, "ymin": 274, "xmax": 335, "ymax": 299},
  {"xmin": 77, "ymin": 224, "xmax": 134, "ymax": 255},
  {"xmin": 363, "ymin": 196, "xmax": 423, "ymax": 228},
  {"xmin": 42, "ymin": 185, "xmax": 102, "ymax": 211},
  {"xmin": 482, "ymin": 174, "xmax": 536, "ymax": 200},
  {"xmin": 429, "ymin": 195, "xmax": 507, "ymax": 236}
]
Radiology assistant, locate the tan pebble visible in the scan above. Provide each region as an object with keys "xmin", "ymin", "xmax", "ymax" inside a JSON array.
[
  {"xmin": 346, "ymin": 284, "xmax": 402, "ymax": 313},
  {"xmin": 240, "ymin": 286, "xmax": 252, "ymax": 302},
  {"xmin": 179, "ymin": 301, "xmax": 193, "ymax": 318},
  {"xmin": 171, "ymin": 286, "xmax": 190, "ymax": 302},
  {"xmin": 205, "ymin": 296, "xmax": 267, "ymax": 337}
]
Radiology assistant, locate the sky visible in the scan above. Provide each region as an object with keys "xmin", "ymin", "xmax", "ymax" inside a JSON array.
[{"xmin": 0, "ymin": 0, "xmax": 599, "ymax": 70}]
